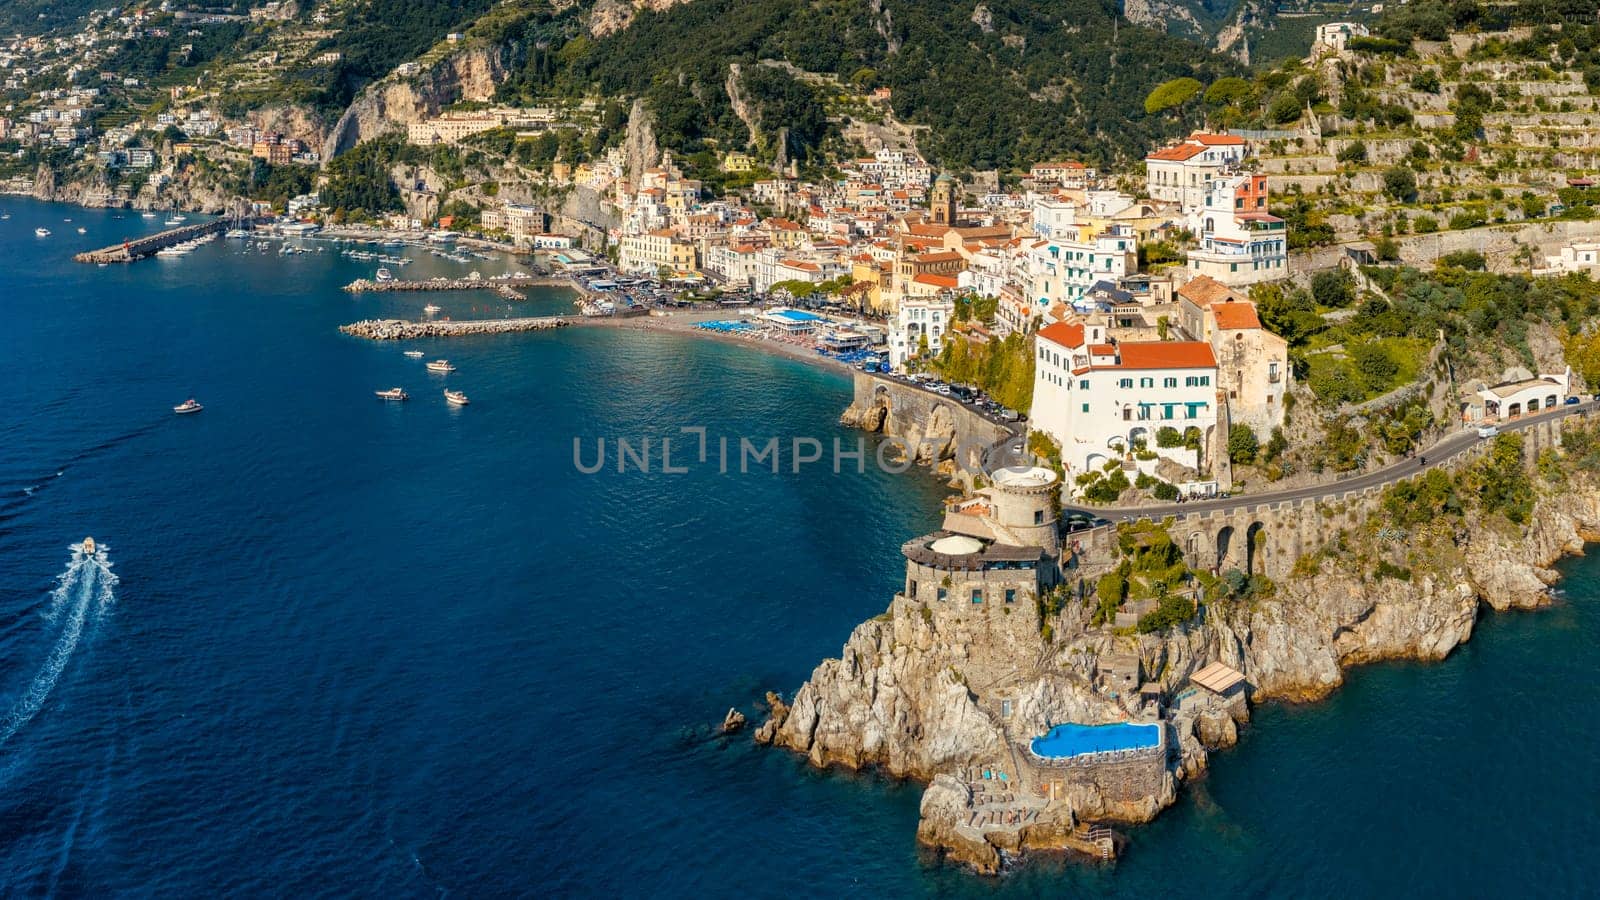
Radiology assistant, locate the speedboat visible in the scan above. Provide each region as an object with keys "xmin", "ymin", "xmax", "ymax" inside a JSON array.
[
  {"xmin": 423, "ymin": 304, "xmax": 441, "ymax": 315},
  {"xmin": 82, "ymin": 537, "xmax": 96, "ymax": 555},
  {"xmin": 173, "ymin": 398, "xmax": 203, "ymax": 414},
  {"xmin": 426, "ymin": 359, "xmax": 456, "ymax": 374},
  {"xmin": 34, "ymin": 227, "xmax": 49, "ymax": 237},
  {"xmin": 375, "ymin": 267, "xmax": 394, "ymax": 282},
  {"xmin": 444, "ymin": 389, "xmax": 470, "ymax": 406},
  {"xmin": 76, "ymin": 227, "xmax": 86, "ymax": 234},
  {"xmin": 375, "ymin": 387, "xmax": 409, "ymax": 401},
  {"xmin": 403, "ymin": 350, "xmax": 425, "ymax": 358}
]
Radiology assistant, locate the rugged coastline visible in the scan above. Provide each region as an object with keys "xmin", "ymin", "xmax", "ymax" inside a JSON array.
[{"xmin": 756, "ymin": 394, "xmax": 1600, "ymax": 873}]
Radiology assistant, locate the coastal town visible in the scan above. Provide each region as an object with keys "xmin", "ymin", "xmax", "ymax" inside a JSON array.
[{"xmin": 10, "ymin": 0, "xmax": 1600, "ymax": 886}]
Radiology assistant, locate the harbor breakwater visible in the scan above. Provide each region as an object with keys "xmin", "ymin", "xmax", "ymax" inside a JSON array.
[{"xmin": 340, "ymin": 317, "xmax": 571, "ymax": 340}]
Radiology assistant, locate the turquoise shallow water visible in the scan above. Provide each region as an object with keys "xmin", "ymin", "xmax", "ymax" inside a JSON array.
[{"xmin": 0, "ymin": 196, "xmax": 1598, "ymax": 896}]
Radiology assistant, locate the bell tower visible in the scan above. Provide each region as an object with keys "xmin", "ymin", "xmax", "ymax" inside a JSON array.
[{"xmin": 931, "ymin": 173, "xmax": 957, "ymax": 226}]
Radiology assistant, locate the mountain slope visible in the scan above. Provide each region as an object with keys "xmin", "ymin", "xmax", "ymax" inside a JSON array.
[{"xmin": 488, "ymin": 0, "xmax": 1240, "ymax": 170}]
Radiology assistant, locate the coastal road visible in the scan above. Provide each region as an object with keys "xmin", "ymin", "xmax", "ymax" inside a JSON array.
[{"xmin": 1059, "ymin": 399, "xmax": 1600, "ymax": 521}]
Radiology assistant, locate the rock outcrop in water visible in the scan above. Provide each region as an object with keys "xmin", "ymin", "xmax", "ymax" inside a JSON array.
[{"xmin": 760, "ymin": 411, "xmax": 1600, "ymax": 872}]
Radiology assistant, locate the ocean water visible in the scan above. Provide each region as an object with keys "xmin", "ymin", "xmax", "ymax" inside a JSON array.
[{"xmin": 1, "ymin": 197, "xmax": 1598, "ymax": 896}]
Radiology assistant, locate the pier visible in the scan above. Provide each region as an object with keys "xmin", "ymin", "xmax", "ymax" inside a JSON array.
[
  {"xmin": 339, "ymin": 317, "xmax": 573, "ymax": 340},
  {"xmin": 73, "ymin": 220, "xmax": 229, "ymax": 264},
  {"xmin": 343, "ymin": 276, "xmax": 578, "ymax": 302}
]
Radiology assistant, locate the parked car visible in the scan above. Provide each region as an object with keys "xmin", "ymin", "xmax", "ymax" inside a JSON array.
[
  {"xmin": 1566, "ymin": 395, "xmax": 1581, "ymax": 405},
  {"xmin": 1477, "ymin": 425, "xmax": 1500, "ymax": 439}
]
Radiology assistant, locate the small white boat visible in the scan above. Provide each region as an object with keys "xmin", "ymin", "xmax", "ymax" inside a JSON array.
[
  {"xmin": 444, "ymin": 389, "xmax": 470, "ymax": 406},
  {"xmin": 164, "ymin": 216, "xmax": 186, "ymax": 226},
  {"xmin": 374, "ymin": 387, "xmax": 409, "ymax": 401},
  {"xmin": 173, "ymin": 398, "xmax": 203, "ymax": 414},
  {"xmin": 423, "ymin": 304, "xmax": 441, "ymax": 315},
  {"xmin": 141, "ymin": 212, "xmax": 157, "ymax": 219},
  {"xmin": 82, "ymin": 536, "xmax": 96, "ymax": 555},
  {"xmin": 34, "ymin": 227, "xmax": 50, "ymax": 237},
  {"xmin": 403, "ymin": 350, "xmax": 425, "ymax": 358},
  {"xmin": 375, "ymin": 267, "xmax": 394, "ymax": 282},
  {"xmin": 76, "ymin": 227, "xmax": 86, "ymax": 234},
  {"xmin": 426, "ymin": 359, "xmax": 456, "ymax": 374}
]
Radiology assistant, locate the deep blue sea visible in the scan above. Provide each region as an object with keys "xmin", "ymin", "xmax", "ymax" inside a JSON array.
[{"xmin": 1, "ymin": 197, "xmax": 1598, "ymax": 896}]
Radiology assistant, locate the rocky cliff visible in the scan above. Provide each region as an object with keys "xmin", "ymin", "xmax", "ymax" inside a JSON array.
[
  {"xmin": 324, "ymin": 44, "xmax": 516, "ymax": 159},
  {"xmin": 759, "ymin": 436, "xmax": 1600, "ymax": 871}
]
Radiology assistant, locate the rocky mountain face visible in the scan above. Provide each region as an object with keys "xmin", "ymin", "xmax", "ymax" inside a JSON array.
[
  {"xmin": 324, "ymin": 44, "xmax": 517, "ymax": 159},
  {"xmin": 758, "ymin": 449, "xmax": 1600, "ymax": 870}
]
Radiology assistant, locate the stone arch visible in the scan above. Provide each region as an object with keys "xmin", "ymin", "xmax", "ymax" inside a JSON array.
[
  {"xmin": 1216, "ymin": 525, "xmax": 1236, "ymax": 571},
  {"xmin": 1129, "ymin": 426, "xmax": 1150, "ymax": 448},
  {"xmin": 1106, "ymin": 435, "xmax": 1128, "ymax": 453},
  {"xmin": 1509, "ymin": 401, "xmax": 1522, "ymax": 418},
  {"xmin": 1186, "ymin": 531, "xmax": 1208, "ymax": 564},
  {"xmin": 1246, "ymin": 521, "xmax": 1267, "ymax": 576}
]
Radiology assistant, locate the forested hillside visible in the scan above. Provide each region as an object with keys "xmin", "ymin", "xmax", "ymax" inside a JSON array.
[{"xmin": 489, "ymin": 0, "xmax": 1238, "ymax": 170}]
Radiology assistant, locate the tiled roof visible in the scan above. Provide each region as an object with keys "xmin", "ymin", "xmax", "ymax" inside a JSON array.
[
  {"xmin": 1210, "ymin": 300, "xmax": 1262, "ymax": 330},
  {"xmin": 1177, "ymin": 275, "xmax": 1238, "ymax": 306},
  {"xmin": 1037, "ymin": 321, "xmax": 1086, "ymax": 349},
  {"xmin": 1191, "ymin": 132, "xmax": 1246, "ymax": 146},
  {"xmin": 1147, "ymin": 144, "xmax": 1207, "ymax": 162},
  {"xmin": 912, "ymin": 273, "xmax": 960, "ymax": 288},
  {"xmin": 1115, "ymin": 341, "xmax": 1217, "ymax": 369}
]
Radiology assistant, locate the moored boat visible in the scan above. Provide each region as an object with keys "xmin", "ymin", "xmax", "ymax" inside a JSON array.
[
  {"xmin": 444, "ymin": 389, "xmax": 470, "ymax": 406},
  {"xmin": 173, "ymin": 398, "xmax": 203, "ymax": 414},
  {"xmin": 374, "ymin": 387, "xmax": 409, "ymax": 401},
  {"xmin": 375, "ymin": 267, "xmax": 394, "ymax": 282},
  {"xmin": 34, "ymin": 227, "xmax": 50, "ymax": 237},
  {"xmin": 423, "ymin": 304, "xmax": 441, "ymax": 315},
  {"xmin": 403, "ymin": 350, "xmax": 425, "ymax": 358},
  {"xmin": 426, "ymin": 359, "xmax": 456, "ymax": 373}
]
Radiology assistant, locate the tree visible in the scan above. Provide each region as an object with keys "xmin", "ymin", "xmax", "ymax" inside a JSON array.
[
  {"xmin": 1337, "ymin": 141, "xmax": 1368, "ymax": 164},
  {"xmin": 1565, "ymin": 329, "xmax": 1600, "ymax": 389},
  {"xmin": 1228, "ymin": 425, "xmax": 1259, "ymax": 465},
  {"xmin": 1267, "ymin": 92, "xmax": 1302, "ymax": 124},
  {"xmin": 1351, "ymin": 342, "xmax": 1399, "ymax": 393},
  {"xmin": 1311, "ymin": 269, "xmax": 1356, "ymax": 308},
  {"xmin": 1203, "ymin": 77, "xmax": 1252, "ymax": 107},
  {"xmin": 1383, "ymin": 166, "xmax": 1418, "ymax": 202},
  {"xmin": 1145, "ymin": 77, "xmax": 1202, "ymax": 115}
]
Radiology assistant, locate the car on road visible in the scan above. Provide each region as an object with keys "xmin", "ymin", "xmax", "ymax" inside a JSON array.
[
  {"xmin": 1477, "ymin": 425, "xmax": 1500, "ymax": 438},
  {"xmin": 1566, "ymin": 396, "xmax": 1581, "ymax": 406}
]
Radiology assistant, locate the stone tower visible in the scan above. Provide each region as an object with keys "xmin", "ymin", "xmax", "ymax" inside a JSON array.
[
  {"xmin": 931, "ymin": 173, "xmax": 957, "ymax": 226},
  {"xmin": 986, "ymin": 466, "xmax": 1061, "ymax": 556}
]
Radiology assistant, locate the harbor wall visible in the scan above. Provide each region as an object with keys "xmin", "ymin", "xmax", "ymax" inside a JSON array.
[{"xmin": 840, "ymin": 373, "xmax": 1013, "ymax": 474}]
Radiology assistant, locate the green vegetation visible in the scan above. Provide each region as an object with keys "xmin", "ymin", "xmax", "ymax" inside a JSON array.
[
  {"xmin": 492, "ymin": 0, "xmax": 1237, "ymax": 169},
  {"xmin": 933, "ymin": 331, "xmax": 1033, "ymax": 413},
  {"xmin": 1383, "ymin": 433, "xmax": 1535, "ymax": 527}
]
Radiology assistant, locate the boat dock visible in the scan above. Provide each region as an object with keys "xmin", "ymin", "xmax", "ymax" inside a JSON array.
[
  {"xmin": 73, "ymin": 220, "xmax": 229, "ymax": 264},
  {"xmin": 339, "ymin": 317, "xmax": 573, "ymax": 340}
]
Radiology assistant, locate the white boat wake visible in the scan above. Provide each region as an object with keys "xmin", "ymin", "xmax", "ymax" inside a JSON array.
[{"xmin": 0, "ymin": 541, "xmax": 118, "ymax": 748}]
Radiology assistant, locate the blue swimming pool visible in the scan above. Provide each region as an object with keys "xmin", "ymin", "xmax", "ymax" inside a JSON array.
[{"xmin": 1029, "ymin": 722, "xmax": 1162, "ymax": 758}]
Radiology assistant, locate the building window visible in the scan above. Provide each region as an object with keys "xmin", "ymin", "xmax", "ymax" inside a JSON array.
[
  {"xmin": 1119, "ymin": 378, "xmax": 1133, "ymax": 388},
  {"xmin": 937, "ymin": 588, "xmax": 947, "ymax": 602},
  {"xmin": 1200, "ymin": 376, "xmax": 1211, "ymax": 386},
  {"xmin": 971, "ymin": 589, "xmax": 983, "ymax": 604},
  {"xmin": 908, "ymin": 579, "xmax": 918, "ymax": 598},
  {"xmin": 1005, "ymin": 589, "xmax": 1017, "ymax": 604},
  {"xmin": 1079, "ymin": 380, "xmax": 1089, "ymax": 390},
  {"xmin": 1140, "ymin": 377, "xmax": 1154, "ymax": 388},
  {"xmin": 1082, "ymin": 403, "xmax": 1090, "ymax": 413},
  {"xmin": 1163, "ymin": 377, "xmax": 1177, "ymax": 388}
]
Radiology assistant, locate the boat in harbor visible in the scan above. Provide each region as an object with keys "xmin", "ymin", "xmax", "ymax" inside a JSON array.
[
  {"xmin": 77, "ymin": 227, "xmax": 86, "ymax": 234},
  {"xmin": 423, "ymin": 304, "xmax": 441, "ymax": 315},
  {"xmin": 34, "ymin": 227, "xmax": 49, "ymax": 237},
  {"xmin": 374, "ymin": 387, "xmax": 409, "ymax": 401},
  {"xmin": 164, "ymin": 216, "xmax": 186, "ymax": 226},
  {"xmin": 375, "ymin": 267, "xmax": 394, "ymax": 282},
  {"xmin": 426, "ymin": 359, "xmax": 456, "ymax": 373},
  {"xmin": 444, "ymin": 389, "xmax": 470, "ymax": 406},
  {"xmin": 173, "ymin": 398, "xmax": 203, "ymax": 414},
  {"xmin": 82, "ymin": 536, "xmax": 96, "ymax": 555},
  {"xmin": 403, "ymin": 350, "xmax": 425, "ymax": 358},
  {"xmin": 141, "ymin": 211, "xmax": 157, "ymax": 219}
]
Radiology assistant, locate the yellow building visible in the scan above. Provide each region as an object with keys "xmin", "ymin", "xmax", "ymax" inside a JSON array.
[{"xmin": 722, "ymin": 151, "xmax": 756, "ymax": 173}]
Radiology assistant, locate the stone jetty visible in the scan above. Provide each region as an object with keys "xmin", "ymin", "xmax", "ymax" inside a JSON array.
[
  {"xmin": 344, "ymin": 276, "xmax": 570, "ymax": 296},
  {"xmin": 74, "ymin": 219, "xmax": 229, "ymax": 264},
  {"xmin": 340, "ymin": 317, "xmax": 572, "ymax": 340}
]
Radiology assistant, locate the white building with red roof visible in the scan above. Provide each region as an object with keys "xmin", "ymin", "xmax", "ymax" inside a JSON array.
[
  {"xmin": 1145, "ymin": 132, "xmax": 1249, "ymax": 211},
  {"xmin": 1031, "ymin": 320, "xmax": 1220, "ymax": 474}
]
